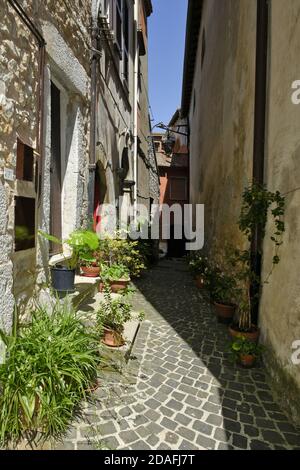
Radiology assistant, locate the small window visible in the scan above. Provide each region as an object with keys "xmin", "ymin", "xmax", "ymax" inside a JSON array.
[
  {"xmin": 169, "ymin": 178, "xmax": 187, "ymax": 201},
  {"xmin": 15, "ymin": 196, "xmax": 36, "ymax": 251},
  {"xmin": 16, "ymin": 139, "xmax": 34, "ymax": 181}
]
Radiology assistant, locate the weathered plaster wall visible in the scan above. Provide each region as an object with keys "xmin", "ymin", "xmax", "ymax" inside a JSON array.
[
  {"xmin": 189, "ymin": 0, "xmax": 256, "ymax": 253},
  {"xmin": 259, "ymin": 0, "xmax": 300, "ymax": 424}
]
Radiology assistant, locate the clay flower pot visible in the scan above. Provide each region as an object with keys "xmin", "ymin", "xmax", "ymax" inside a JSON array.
[
  {"xmin": 214, "ymin": 302, "xmax": 236, "ymax": 324},
  {"xmin": 99, "ymin": 279, "xmax": 130, "ymax": 293},
  {"xmin": 81, "ymin": 265, "xmax": 100, "ymax": 278},
  {"xmin": 229, "ymin": 324, "xmax": 260, "ymax": 343},
  {"xmin": 239, "ymin": 354, "xmax": 256, "ymax": 368},
  {"xmin": 102, "ymin": 327, "xmax": 125, "ymax": 348},
  {"xmin": 195, "ymin": 275, "xmax": 205, "ymax": 289}
]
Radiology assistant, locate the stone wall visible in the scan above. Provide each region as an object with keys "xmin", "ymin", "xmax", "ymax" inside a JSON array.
[
  {"xmin": 0, "ymin": 0, "xmax": 92, "ymax": 331},
  {"xmin": 0, "ymin": 0, "xmax": 41, "ymax": 332}
]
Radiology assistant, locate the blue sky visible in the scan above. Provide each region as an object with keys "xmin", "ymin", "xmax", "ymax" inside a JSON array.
[{"xmin": 148, "ymin": 0, "xmax": 188, "ymax": 128}]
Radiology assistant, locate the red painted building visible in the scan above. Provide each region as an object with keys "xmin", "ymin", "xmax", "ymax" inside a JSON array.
[{"xmin": 153, "ymin": 110, "xmax": 189, "ymax": 257}]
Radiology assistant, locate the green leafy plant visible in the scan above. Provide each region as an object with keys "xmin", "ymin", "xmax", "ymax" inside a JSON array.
[
  {"xmin": 100, "ymin": 263, "xmax": 130, "ymax": 282},
  {"xmin": 0, "ymin": 300, "xmax": 100, "ymax": 447},
  {"xmin": 210, "ymin": 271, "xmax": 238, "ymax": 306},
  {"xmin": 230, "ymin": 183, "xmax": 285, "ymax": 331},
  {"xmin": 96, "ymin": 286, "xmax": 144, "ymax": 334},
  {"xmin": 98, "ymin": 236, "xmax": 146, "ymax": 277},
  {"xmin": 228, "ymin": 336, "xmax": 264, "ymax": 363},
  {"xmin": 188, "ymin": 252, "xmax": 210, "ymax": 278},
  {"xmin": 38, "ymin": 230, "xmax": 99, "ymax": 270}
]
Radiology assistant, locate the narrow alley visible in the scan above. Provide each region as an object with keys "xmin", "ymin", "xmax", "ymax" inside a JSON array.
[{"xmin": 57, "ymin": 260, "xmax": 300, "ymax": 451}]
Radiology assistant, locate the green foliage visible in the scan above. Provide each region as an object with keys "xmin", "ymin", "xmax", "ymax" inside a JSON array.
[
  {"xmin": 188, "ymin": 252, "xmax": 211, "ymax": 278},
  {"xmin": 210, "ymin": 271, "xmax": 238, "ymax": 306},
  {"xmin": 38, "ymin": 229, "xmax": 100, "ymax": 270},
  {"xmin": 100, "ymin": 263, "xmax": 130, "ymax": 282},
  {"xmin": 68, "ymin": 230, "xmax": 100, "ymax": 265},
  {"xmin": 239, "ymin": 182, "xmax": 285, "ymax": 265},
  {"xmin": 99, "ymin": 237, "xmax": 146, "ymax": 277},
  {"xmin": 0, "ymin": 300, "xmax": 100, "ymax": 447},
  {"xmin": 233, "ymin": 183, "xmax": 285, "ymax": 331},
  {"xmin": 96, "ymin": 287, "xmax": 144, "ymax": 333},
  {"xmin": 228, "ymin": 336, "xmax": 264, "ymax": 363}
]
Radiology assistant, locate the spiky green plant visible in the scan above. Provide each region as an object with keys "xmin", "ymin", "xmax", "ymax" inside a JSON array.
[{"xmin": 0, "ymin": 300, "xmax": 100, "ymax": 447}]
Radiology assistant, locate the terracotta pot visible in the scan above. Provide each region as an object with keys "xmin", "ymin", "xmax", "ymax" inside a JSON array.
[
  {"xmin": 239, "ymin": 354, "xmax": 256, "ymax": 368},
  {"xmin": 229, "ymin": 324, "xmax": 260, "ymax": 343},
  {"xmin": 195, "ymin": 275, "xmax": 205, "ymax": 289},
  {"xmin": 102, "ymin": 327, "xmax": 125, "ymax": 348},
  {"xmin": 86, "ymin": 378, "xmax": 100, "ymax": 393},
  {"xmin": 214, "ymin": 302, "xmax": 236, "ymax": 324},
  {"xmin": 99, "ymin": 279, "xmax": 130, "ymax": 293},
  {"xmin": 81, "ymin": 265, "xmax": 100, "ymax": 278}
]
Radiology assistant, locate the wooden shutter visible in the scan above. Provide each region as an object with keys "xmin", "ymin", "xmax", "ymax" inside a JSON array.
[{"xmin": 50, "ymin": 81, "xmax": 62, "ymax": 254}]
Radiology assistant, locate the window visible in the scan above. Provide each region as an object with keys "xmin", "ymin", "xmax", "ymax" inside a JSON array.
[
  {"xmin": 15, "ymin": 196, "xmax": 35, "ymax": 251},
  {"xmin": 122, "ymin": 0, "xmax": 129, "ymax": 82},
  {"xmin": 111, "ymin": 0, "xmax": 130, "ymax": 84},
  {"xmin": 115, "ymin": 0, "xmax": 122, "ymax": 53},
  {"xmin": 169, "ymin": 178, "xmax": 187, "ymax": 201},
  {"xmin": 16, "ymin": 139, "xmax": 34, "ymax": 181}
]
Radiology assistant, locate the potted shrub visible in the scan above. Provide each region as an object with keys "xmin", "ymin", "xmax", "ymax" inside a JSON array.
[
  {"xmin": 0, "ymin": 301, "xmax": 99, "ymax": 448},
  {"xmin": 67, "ymin": 230, "xmax": 100, "ymax": 278},
  {"xmin": 229, "ymin": 336, "xmax": 264, "ymax": 368},
  {"xmin": 210, "ymin": 270, "xmax": 237, "ymax": 324},
  {"xmin": 188, "ymin": 253, "xmax": 211, "ymax": 289},
  {"xmin": 228, "ymin": 183, "xmax": 285, "ymax": 342},
  {"xmin": 99, "ymin": 235, "xmax": 147, "ymax": 278},
  {"xmin": 96, "ymin": 287, "xmax": 144, "ymax": 347},
  {"xmin": 99, "ymin": 263, "xmax": 130, "ymax": 293}
]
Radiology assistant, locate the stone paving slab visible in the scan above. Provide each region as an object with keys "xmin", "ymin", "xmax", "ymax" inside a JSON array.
[{"xmin": 55, "ymin": 260, "xmax": 300, "ymax": 450}]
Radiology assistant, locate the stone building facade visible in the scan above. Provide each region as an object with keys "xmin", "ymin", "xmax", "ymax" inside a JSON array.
[
  {"xmin": 0, "ymin": 0, "xmax": 157, "ymax": 343},
  {"xmin": 181, "ymin": 0, "xmax": 300, "ymax": 424}
]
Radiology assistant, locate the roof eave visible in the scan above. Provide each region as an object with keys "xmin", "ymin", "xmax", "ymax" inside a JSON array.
[{"xmin": 181, "ymin": 0, "xmax": 203, "ymax": 117}]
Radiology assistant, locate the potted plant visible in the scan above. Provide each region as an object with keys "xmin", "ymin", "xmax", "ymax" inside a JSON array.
[
  {"xmin": 210, "ymin": 270, "xmax": 238, "ymax": 324},
  {"xmin": 67, "ymin": 230, "xmax": 100, "ymax": 278},
  {"xmin": 229, "ymin": 335, "xmax": 264, "ymax": 368},
  {"xmin": 228, "ymin": 183, "xmax": 285, "ymax": 342},
  {"xmin": 188, "ymin": 253, "xmax": 211, "ymax": 289},
  {"xmin": 39, "ymin": 229, "xmax": 100, "ymax": 291},
  {"xmin": 99, "ymin": 263, "xmax": 130, "ymax": 293},
  {"xmin": 96, "ymin": 287, "xmax": 144, "ymax": 347},
  {"xmin": 0, "ymin": 301, "xmax": 99, "ymax": 448}
]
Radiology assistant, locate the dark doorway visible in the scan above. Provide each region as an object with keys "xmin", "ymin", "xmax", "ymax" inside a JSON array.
[
  {"xmin": 167, "ymin": 225, "xmax": 186, "ymax": 258},
  {"xmin": 50, "ymin": 81, "xmax": 62, "ymax": 254}
]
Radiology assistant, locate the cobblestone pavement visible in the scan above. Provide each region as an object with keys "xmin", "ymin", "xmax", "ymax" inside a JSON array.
[{"xmin": 56, "ymin": 259, "xmax": 300, "ymax": 450}]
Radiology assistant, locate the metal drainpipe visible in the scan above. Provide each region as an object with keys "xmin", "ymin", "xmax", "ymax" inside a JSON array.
[
  {"xmin": 88, "ymin": 19, "xmax": 101, "ymax": 221},
  {"xmin": 251, "ymin": 0, "xmax": 269, "ymax": 325}
]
